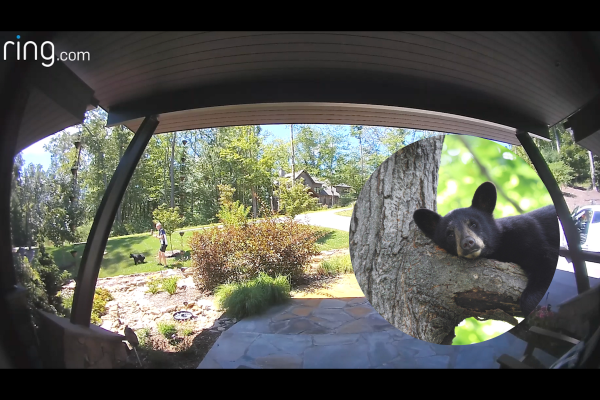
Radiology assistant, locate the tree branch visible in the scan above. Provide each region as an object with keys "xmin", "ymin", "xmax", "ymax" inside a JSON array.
[
  {"xmin": 457, "ymin": 135, "xmax": 525, "ymax": 214},
  {"xmin": 350, "ymin": 135, "xmax": 530, "ymax": 345}
]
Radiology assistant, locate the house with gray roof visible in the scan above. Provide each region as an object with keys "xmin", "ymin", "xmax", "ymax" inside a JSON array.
[{"xmin": 275, "ymin": 169, "xmax": 352, "ymax": 208}]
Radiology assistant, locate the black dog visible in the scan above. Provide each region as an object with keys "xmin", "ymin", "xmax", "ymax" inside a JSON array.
[
  {"xmin": 130, "ymin": 253, "xmax": 146, "ymax": 265},
  {"xmin": 413, "ymin": 182, "xmax": 559, "ymax": 316}
]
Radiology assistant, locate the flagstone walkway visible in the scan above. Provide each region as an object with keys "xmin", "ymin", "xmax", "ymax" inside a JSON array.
[{"xmin": 197, "ymin": 296, "xmax": 539, "ymax": 369}]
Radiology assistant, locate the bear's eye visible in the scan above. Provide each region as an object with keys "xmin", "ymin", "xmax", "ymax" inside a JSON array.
[
  {"xmin": 446, "ymin": 230, "xmax": 454, "ymax": 237},
  {"xmin": 470, "ymin": 222, "xmax": 477, "ymax": 228}
]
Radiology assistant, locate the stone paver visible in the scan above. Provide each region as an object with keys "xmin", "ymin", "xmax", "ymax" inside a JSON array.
[{"xmin": 198, "ymin": 297, "xmax": 538, "ymax": 369}]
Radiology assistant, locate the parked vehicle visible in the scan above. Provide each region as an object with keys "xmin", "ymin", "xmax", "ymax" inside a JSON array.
[{"xmin": 561, "ymin": 205, "xmax": 600, "ymax": 253}]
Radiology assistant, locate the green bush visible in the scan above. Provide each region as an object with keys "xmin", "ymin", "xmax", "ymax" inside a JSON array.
[
  {"xmin": 275, "ymin": 178, "xmax": 320, "ymax": 218},
  {"xmin": 548, "ymin": 160, "xmax": 574, "ymax": 188},
  {"xmin": 157, "ymin": 322, "xmax": 177, "ymax": 338},
  {"xmin": 161, "ymin": 276, "xmax": 179, "ymax": 295},
  {"xmin": 146, "ymin": 276, "xmax": 179, "ymax": 295},
  {"xmin": 180, "ymin": 326, "xmax": 194, "ymax": 337},
  {"xmin": 339, "ymin": 193, "xmax": 356, "ymax": 207},
  {"xmin": 61, "ymin": 292, "xmax": 74, "ymax": 313},
  {"xmin": 137, "ymin": 327, "xmax": 151, "ymax": 348},
  {"xmin": 216, "ymin": 184, "xmax": 250, "ymax": 227},
  {"xmin": 214, "ymin": 273, "xmax": 291, "ymax": 319},
  {"xmin": 317, "ymin": 254, "xmax": 353, "ymax": 276},
  {"xmin": 14, "ymin": 255, "xmax": 56, "ymax": 323},
  {"xmin": 147, "ymin": 278, "xmax": 161, "ymax": 294},
  {"xmin": 13, "ymin": 241, "xmax": 71, "ymax": 324},
  {"xmin": 190, "ymin": 215, "xmax": 323, "ymax": 292},
  {"xmin": 91, "ymin": 287, "xmax": 114, "ymax": 325}
]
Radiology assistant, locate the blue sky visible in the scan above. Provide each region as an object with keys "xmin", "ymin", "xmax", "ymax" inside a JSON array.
[
  {"xmin": 19, "ymin": 124, "xmax": 357, "ymax": 171},
  {"xmin": 20, "ymin": 123, "xmax": 509, "ymax": 171}
]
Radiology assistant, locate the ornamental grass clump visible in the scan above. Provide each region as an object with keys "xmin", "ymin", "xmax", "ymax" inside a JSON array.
[
  {"xmin": 317, "ymin": 254, "xmax": 353, "ymax": 276},
  {"xmin": 214, "ymin": 273, "xmax": 291, "ymax": 319}
]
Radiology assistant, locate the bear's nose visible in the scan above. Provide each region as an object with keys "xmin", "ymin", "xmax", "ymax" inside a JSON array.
[{"xmin": 462, "ymin": 237, "xmax": 475, "ymax": 250}]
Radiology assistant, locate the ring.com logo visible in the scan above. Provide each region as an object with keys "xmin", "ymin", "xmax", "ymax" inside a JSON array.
[{"xmin": 3, "ymin": 35, "xmax": 90, "ymax": 68}]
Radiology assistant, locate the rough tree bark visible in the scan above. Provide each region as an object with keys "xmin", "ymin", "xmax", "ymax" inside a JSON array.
[{"xmin": 349, "ymin": 135, "xmax": 529, "ymax": 345}]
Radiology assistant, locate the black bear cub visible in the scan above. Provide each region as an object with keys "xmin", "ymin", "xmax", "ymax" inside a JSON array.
[
  {"xmin": 413, "ymin": 182, "xmax": 559, "ymax": 316},
  {"xmin": 130, "ymin": 253, "xmax": 146, "ymax": 265}
]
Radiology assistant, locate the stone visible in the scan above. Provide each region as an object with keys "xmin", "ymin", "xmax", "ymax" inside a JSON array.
[
  {"xmin": 313, "ymin": 334, "xmax": 360, "ymax": 346},
  {"xmin": 335, "ymin": 319, "xmax": 373, "ymax": 334},
  {"xmin": 344, "ymin": 306, "xmax": 374, "ymax": 318},
  {"xmin": 318, "ymin": 299, "xmax": 347, "ymax": 309},
  {"xmin": 312, "ymin": 308, "xmax": 354, "ymax": 323},
  {"xmin": 304, "ymin": 343, "xmax": 370, "ymax": 368},
  {"xmin": 291, "ymin": 307, "xmax": 313, "ymax": 317},
  {"xmin": 366, "ymin": 338, "xmax": 399, "ymax": 367},
  {"xmin": 254, "ymin": 354, "xmax": 303, "ymax": 369},
  {"xmin": 415, "ymin": 355, "xmax": 451, "ymax": 369},
  {"xmin": 272, "ymin": 313, "xmax": 297, "ymax": 322}
]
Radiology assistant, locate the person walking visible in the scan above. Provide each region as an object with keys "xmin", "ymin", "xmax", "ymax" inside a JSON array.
[{"xmin": 154, "ymin": 222, "xmax": 168, "ymax": 267}]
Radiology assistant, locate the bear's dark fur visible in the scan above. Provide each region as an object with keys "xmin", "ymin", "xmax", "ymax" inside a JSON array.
[
  {"xmin": 413, "ymin": 182, "xmax": 559, "ymax": 316},
  {"xmin": 130, "ymin": 253, "xmax": 146, "ymax": 265}
]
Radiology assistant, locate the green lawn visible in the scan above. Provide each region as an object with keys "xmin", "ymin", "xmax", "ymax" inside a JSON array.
[
  {"xmin": 334, "ymin": 208, "xmax": 354, "ymax": 217},
  {"xmin": 316, "ymin": 228, "xmax": 349, "ymax": 251},
  {"xmin": 50, "ymin": 226, "xmax": 350, "ymax": 279}
]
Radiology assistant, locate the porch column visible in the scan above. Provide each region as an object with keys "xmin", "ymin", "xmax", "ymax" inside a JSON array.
[
  {"xmin": 0, "ymin": 54, "xmax": 40, "ymax": 368},
  {"xmin": 70, "ymin": 116, "xmax": 159, "ymax": 326},
  {"xmin": 516, "ymin": 130, "xmax": 590, "ymax": 294}
]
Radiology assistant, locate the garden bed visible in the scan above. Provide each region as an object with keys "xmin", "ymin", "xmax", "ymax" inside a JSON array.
[{"xmin": 60, "ymin": 247, "xmax": 358, "ymax": 369}]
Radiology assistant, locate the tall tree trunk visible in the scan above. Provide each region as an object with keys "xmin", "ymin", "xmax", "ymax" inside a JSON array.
[
  {"xmin": 252, "ymin": 186, "xmax": 258, "ymax": 219},
  {"xmin": 554, "ymin": 126, "xmax": 561, "ymax": 154},
  {"xmin": 589, "ymin": 151, "xmax": 596, "ymax": 191},
  {"xmin": 170, "ymin": 132, "xmax": 177, "ymax": 208},
  {"xmin": 116, "ymin": 136, "xmax": 125, "ymax": 224},
  {"xmin": 290, "ymin": 124, "xmax": 295, "ymax": 186},
  {"xmin": 163, "ymin": 143, "xmax": 169, "ymax": 205},
  {"xmin": 269, "ymin": 185, "xmax": 274, "ymax": 212},
  {"xmin": 349, "ymin": 135, "xmax": 525, "ymax": 345},
  {"xmin": 359, "ymin": 132, "xmax": 364, "ymax": 183}
]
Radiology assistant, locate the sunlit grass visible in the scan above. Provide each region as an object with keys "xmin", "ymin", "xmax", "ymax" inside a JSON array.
[
  {"xmin": 316, "ymin": 228, "xmax": 349, "ymax": 251},
  {"xmin": 334, "ymin": 209, "xmax": 353, "ymax": 217},
  {"xmin": 317, "ymin": 254, "xmax": 353, "ymax": 276},
  {"xmin": 49, "ymin": 225, "xmax": 349, "ymax": 279}
]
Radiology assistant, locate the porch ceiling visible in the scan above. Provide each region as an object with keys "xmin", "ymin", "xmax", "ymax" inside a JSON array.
[{"xmin": 7, "ymin": 31, "xmax": 600, "ymax": 153}]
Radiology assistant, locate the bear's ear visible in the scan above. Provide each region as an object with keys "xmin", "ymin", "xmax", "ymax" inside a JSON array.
[
  {"xmin": 413, "ymin": 209, "xmax": 441, "ymax": 239},
  {"xmin": 471, "ymin": 182, "xmax": 496, "ymax": 214}
]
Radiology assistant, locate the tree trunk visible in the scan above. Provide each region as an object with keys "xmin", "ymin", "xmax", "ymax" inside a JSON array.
[
  {"xmin": 251, "ymin": 186, "xmax": 258, "ymax": 219},
  {"xmin": 359, "ymin": 132, "xmax": 364, "ymax": 182},
  {"xmin": 290, "ymin": 124, "xmax": 295, "ymax": 186},
  {"xmin": 589, "ymin": 151, "xmax": 596, "ymax": 191},
  {"xmin": 554, "ymin": 126, "xmax": 561, "ymax": 154},
  {"xmin": 116, "ymin": 138, "xmax": 125, "ymax": 224},
  {"xmin": 349, "ymin": 135, "xmax": 527, "ymax": 345},
  {"xmin": 170, "ymin": 132, "xmax": 176, "ymax": 208}
]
